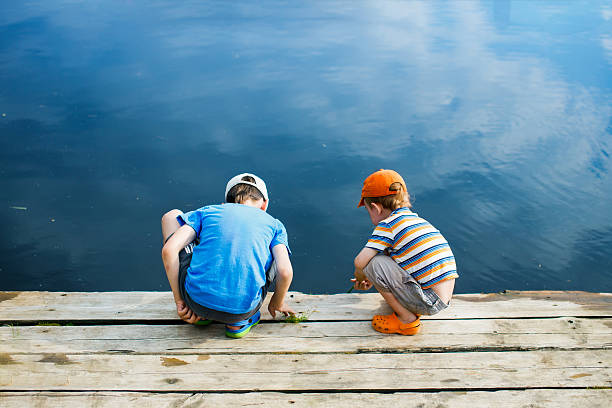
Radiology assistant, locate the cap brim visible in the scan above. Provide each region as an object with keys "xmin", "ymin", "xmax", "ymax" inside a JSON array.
[{"xmin": 357, "ymin": 197, "xmax": 365, "ymax": 207}]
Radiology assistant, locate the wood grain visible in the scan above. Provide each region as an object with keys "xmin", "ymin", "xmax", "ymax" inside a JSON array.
[
  {"xmin": 0, "ymin": 350, "xmax": 609, "ymax": 391},
  {"xmin": 2, "ymin": 390, "xmax": 612, "ymax": 408},
  {"xmin": 1, "ymin": 290, "xmax": 611, "ymax": 406},
  {"xmin": 1, "ymin": 317, "xmax": 610, "ymax": 354},
  {"xmin": 1, "ymin": 291, "xmax": 611, "ymax": 321}
]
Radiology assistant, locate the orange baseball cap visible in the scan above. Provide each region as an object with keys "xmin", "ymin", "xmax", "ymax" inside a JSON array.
[{"xmin": 358, "ymin": 169, "xmax": 407, "ymax": 207}]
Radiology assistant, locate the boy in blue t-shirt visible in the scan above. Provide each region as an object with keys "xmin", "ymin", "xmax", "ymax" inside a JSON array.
[{"xmin": 161, "ymin": 173, "xmax": 294, "ymax": 338}]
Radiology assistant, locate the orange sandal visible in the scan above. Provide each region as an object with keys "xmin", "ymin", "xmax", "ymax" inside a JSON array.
[{"xmin": 372, "ymin": 313, "xmax": 421, "ymax": 335}]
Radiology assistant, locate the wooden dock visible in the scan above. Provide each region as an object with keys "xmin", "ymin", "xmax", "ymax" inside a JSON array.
[{"xmin": 1, "ymin": 290, "xmax": 611, "ymax": 407}]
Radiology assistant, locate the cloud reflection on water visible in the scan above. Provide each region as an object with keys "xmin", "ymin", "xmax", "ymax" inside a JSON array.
[{"xmin": 0, "ymin": 0, "xmax": 611, "ymax": 292}]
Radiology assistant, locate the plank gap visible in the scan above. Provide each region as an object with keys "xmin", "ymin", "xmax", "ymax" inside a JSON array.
[
  {"xmin": 4, "ymin": 345, "xmax": 611, "ymax": 357},
  {"xmin": 2, "ymin": 386, "xmax": 610, "ymax": 394},
  {"xmin": 3, "ymin": 315, "xmax": 611, "ymax": 326}
]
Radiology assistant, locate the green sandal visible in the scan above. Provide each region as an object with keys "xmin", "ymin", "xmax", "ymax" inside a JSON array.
[{"xmin": 225, "ymin": 311, "xmax": 261, "ymax": 338}]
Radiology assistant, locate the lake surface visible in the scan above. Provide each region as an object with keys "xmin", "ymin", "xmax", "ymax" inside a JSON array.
[{"xmin": 1, "ymin": 1, "xmax": 611, "ymax": 294}]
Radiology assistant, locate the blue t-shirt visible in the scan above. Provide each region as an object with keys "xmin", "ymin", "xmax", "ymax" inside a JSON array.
[{"xmin": 178, "ymin": 203, "xmax": 290, "ymax": 314}]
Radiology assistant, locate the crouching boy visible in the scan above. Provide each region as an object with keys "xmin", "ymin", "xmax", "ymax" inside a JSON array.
[
  {"xmin": 161, "ymin": 173, "xmax": 294, "ymax": 338},
  {"xmin": 352, "ymin": 169, "xmax": 458, "ymax": 335}
]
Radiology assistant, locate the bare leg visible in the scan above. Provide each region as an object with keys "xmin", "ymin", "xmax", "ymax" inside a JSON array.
[
  {"xmin": 161, "ymin": 209, "xmax": 183, "ymax": 243},
  {"xmin": 431, "ymin": 278, "xmax": 455, "ymax": 305},
  {"xmin": 378, "ymin": 290, "xmax": 418, "ymax": 324}
]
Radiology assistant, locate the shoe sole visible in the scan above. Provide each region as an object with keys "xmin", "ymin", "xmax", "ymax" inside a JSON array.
[
  {"xmin": 372, "ymin": 322, "xmax": 421, "ymax": 335},
  {"xmin": 372, "ymin": 314, "xmax": 421, "ymax": 335},
  {"xmin": 225, "ymin": 320, "xmax": 260, "ymax": 339}
]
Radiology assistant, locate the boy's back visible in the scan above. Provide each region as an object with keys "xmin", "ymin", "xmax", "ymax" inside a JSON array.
[
  {"xmin": 180, "ymin": 203, "xmax": 289, "ymax": 314},
  {"xmin": 366, "ymin": 207, "xmax": 457, "ymax": 290}
]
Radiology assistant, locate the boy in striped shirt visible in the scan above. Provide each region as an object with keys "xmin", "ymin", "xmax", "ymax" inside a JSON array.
[{"xmin": 352, "ymin": 169, "xmax": 458, "ymax": 335}]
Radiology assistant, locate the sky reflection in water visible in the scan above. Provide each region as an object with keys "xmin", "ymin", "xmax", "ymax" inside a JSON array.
[{"xmin": 1, "ymin": 1, "xmax": 611, "ymax": 293}]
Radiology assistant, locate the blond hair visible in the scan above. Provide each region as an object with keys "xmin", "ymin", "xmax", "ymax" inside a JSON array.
[{"xmin": 363, "ymin": 182, "xmax": 412, "ymax": 211}]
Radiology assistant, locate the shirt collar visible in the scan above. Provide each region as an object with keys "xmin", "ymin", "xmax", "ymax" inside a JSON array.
[{"xmin": 391, "ymin": 207, "xmax": 413, "ymax": 215}]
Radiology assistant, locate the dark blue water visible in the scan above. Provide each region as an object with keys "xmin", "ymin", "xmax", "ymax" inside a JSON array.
[{"xmin": 1, "ymin": 1, "xmax": 611, "ymax": 294}]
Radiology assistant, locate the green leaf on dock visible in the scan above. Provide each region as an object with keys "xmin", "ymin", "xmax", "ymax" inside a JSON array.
[{"xmin": 284, "ymin": 312, "xmax": 310, "ymax": 323}]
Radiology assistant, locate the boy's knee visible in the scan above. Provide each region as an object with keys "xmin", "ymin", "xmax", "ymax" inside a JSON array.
[{"xmin": 161, "ymin": 209, "xmax": 182, "ymax": 224}]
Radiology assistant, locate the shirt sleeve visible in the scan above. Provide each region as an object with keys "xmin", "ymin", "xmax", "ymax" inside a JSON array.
[
  {"xmin": 177, "ymin": 207, "xmax": 206, "ymax": 238},
  {"xmin": 271, "ymin": 219, "xmax": 291, "ymax": 255},
  {"xmin": 365, "ymin": 222, "xmax": 394, "ymax": 252}
]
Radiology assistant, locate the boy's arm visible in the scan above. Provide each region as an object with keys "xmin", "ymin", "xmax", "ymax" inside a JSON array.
[
  {"xmin": 268, "ymin": 243, "xmax": 295, "ymax": 318},
  {"xmin": 353, "ymin": 247, "xmax": 379, "ymax": 282},
  {"xmin": 161, "ymin": 225, "xmax": 197, "ymax": 322}
]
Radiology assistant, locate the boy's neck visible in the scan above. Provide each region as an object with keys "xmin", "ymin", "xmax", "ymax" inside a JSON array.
[
  {"xmin": 380, "ymin": 207, "xmax": 393, "ymax": 219},
  {"xmin": 238, "ymin": 198, "xmax": 268, "ymax": 211}
]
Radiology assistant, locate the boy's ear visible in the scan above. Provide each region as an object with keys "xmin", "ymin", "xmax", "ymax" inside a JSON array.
[
  {"xmin": 369, "ymin": 202, "xmax": 383, "ymax": 215},
  {"xmin": 260, "ymin": 199, "xmax": 268, "ymax": 212}
]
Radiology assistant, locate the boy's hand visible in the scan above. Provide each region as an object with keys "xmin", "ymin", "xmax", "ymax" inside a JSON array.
[
  {"xmin": 268, "ymin": 300, "xmax": 295, "ymax": 319},
  {"xmin": 175, "ymin": 300, "xmax": 200, "ymax": 324},
  {"xmin": 351, "ymin": 278, "xmax": 373, "ymax": 291}
]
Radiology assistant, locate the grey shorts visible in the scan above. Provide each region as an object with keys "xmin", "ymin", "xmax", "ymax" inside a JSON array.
[{"xmin": 363, "ymin": 254, "xmax": 448, "ymax": 316}]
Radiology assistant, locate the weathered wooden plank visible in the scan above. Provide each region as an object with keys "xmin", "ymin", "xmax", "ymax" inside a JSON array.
[
  {"xmin": 2, "ymin": 318, "xmax": 611, "ymax": 354},
  {"xmin": 2, "ymin": 390, "xmax": 612, "ymax": 408},
  {"xmin": 1, "ymin": 291, "xmax": 611, "ymax": 321},
  {"xmin": 0, "ymin": 350, "xmax": 609, "ymax": 391}
]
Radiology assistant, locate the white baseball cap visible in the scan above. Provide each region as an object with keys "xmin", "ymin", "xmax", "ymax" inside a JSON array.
[{"xmin": 225, "ymin": 173, "xmax": 269, "ymax": 202}]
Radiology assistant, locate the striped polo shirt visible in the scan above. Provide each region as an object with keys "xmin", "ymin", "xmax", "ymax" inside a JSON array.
[{"xmin": 366, "ymin": 207, "xmax": 458, "ymax": 289}]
